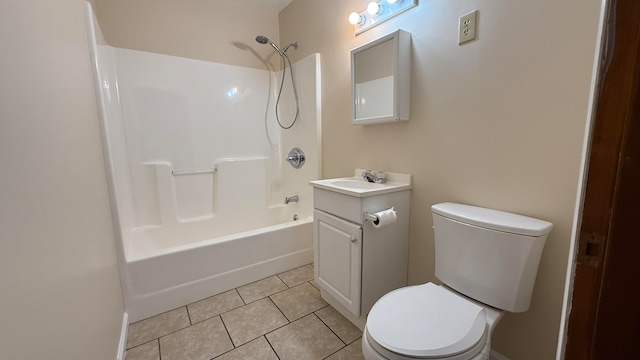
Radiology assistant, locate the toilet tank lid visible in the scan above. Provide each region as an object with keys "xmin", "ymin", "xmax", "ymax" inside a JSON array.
[{"xmin": 432, "ymin": 203, "xmax": 553, "ymax": 237}]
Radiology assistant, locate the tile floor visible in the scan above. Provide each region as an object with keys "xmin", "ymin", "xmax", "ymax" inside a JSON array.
[{"xmin": 124, "ymin": 264, "xmax": 365, "ymax": 360}]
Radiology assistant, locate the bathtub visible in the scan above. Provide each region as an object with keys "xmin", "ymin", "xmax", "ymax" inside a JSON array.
[
  {"xmin": 123, "ymin": 217, "xmax": 313, "ymax": 322},
  {"xmin": 85, "ymin": 4, "xmax": 321, "ymax": 323}
]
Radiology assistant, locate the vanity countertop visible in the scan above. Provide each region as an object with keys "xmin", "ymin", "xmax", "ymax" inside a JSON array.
[{"xmin": 309, "ymin": 169, "xmax": 411, "ymax": 198}]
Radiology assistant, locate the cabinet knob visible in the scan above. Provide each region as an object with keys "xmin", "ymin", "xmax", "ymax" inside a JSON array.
[{"xmin": 350, "ymin": 236, "xmax": 357, "ymax": 243}]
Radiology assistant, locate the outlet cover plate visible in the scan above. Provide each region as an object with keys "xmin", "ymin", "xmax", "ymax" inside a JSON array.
[{"xmin": 459, "ymin": 10, "xmax": 478, "ymax": 45}]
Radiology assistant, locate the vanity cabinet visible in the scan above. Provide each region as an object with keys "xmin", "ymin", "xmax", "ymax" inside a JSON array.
[
  {"xmin": 310, "ymin": 171, "xmax": 411, "ymax": 326},
  {"xmin": 314, "ymin": 210, "xmax": 362, "ymax": 316}
]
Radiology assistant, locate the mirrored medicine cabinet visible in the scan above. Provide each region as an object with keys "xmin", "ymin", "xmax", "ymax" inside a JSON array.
[{"xmin": 351, "ymin": 29, "xmax": 411, "ymax": 125}]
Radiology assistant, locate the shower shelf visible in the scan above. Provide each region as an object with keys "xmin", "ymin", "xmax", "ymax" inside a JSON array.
[{"xmin": 171, "ymin": 168, "xmax": 217, "ymax": 176}]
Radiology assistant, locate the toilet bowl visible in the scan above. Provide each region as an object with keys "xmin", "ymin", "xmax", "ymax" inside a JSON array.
[
  {"xmin": 362, "ymin": 203, "xmax": 553, "ymax": 360},
  {"xmin": 362, "ymin": 283, "xmax": 503, "ymax": 360}
]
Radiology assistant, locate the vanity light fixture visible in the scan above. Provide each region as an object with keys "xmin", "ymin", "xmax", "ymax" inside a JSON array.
[
  {"xmin": 349, "ymin": 11, "xmax": 367, "ymax": 26},
  {"xmin": 348, "ymin": 0, "xmax": 417, "ymax": 35},
  {"xmin": 367, "ymin": 2, "xmax": 383, "ymax": 15}
]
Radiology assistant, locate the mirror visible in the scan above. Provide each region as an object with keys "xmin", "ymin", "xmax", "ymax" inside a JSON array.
[{"xmin": 351, "ymin": 29, "xmax": 411, "ymax": 125}]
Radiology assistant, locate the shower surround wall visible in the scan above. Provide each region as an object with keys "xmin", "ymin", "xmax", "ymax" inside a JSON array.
[{"xmin": 86, "ymin": 5, "xmax": 320, "ymax": 322}]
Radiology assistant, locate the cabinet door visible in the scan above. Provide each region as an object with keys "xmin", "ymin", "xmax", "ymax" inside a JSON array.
[{"xmin": 313, "ymin": 209, "xmax": 362, "ymax": 316}]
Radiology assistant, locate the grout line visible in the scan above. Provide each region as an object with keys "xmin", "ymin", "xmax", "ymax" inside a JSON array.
[
  {"xmin": 275, "ymin": 273, "xmax": 290, "ymax": 288},
  {"xmin": 127, "ymin": 324, "xmax": 191, "ymax": 350},
  {"xmin": 276, "ymin": 263, "xmax": 314, "ymax": 288},
  {"xmin": 156, "ymin": 338, "xmax": 162, "ymax": 360},
  {"xmin": 232, "ymin": 333, "xmax": 270, "ymax": 350},
  {"xmin": 263, "ymin": 312, "xmax": 314, "ymax": 341},
  {"xmin": 153, "ymin": 314, "xmax": 214, "ymax": 349},
  {"xmin": 212, "ymin": 348, "xmax": 234, "ymax": 359},
  {"xmin": 263, "ymin": 335, "xmax": 282, "ymax": 360},
  {"xmin": 234, "ymin": 288, "xmax": 247, "ymax": 305},
  {"xmin": 129, "ymin": 305, "xmax": 187, "ymax": 325},
  {"xmin": 124, "ymin": 338, "xmax": 160, "ymax": 353},
  {"xmin": 312, "ymin": 312, "xmax": 348, "ymax": 346},
  {"xmin": 197, "ymin": 304, "xmax": 243, "ymax": 325},
  {"xmin": 267, "ymin": 287, "xmax": 292, "ymax": 301},
  {"xmin": 321, "ymin": 330, "xmax": 350, "ymax": 360},
  {"xmin": 267, "ymin": 296, "xmax": 291, "ymax": 324},
  {"xmin": 218, "ymin": 314, "xmax": 236, "ymax": 349},
  {"xmin": 185, "ymin": 305, "xmax": 193, "ymax": 326},
  {"xmin": 238, "ymin": 278, "xmax": 290, "ymax": 305},
  {"xmin": 242, "ymin": 292, "xmax": 284, "ymax": 306},
  {"xmin": 238, "ymin": 274, "xmax": 289, "ymax": 295},
  {"xmin": 270, "ymin": 282, "xmax": 326, "ymax": 322},
  {"xmin": 313, "ymin": 312, "xmax": 348, "ymax": 360},
  {"xmin": 308, "ymin": 279, "xmax": 320, "ymax": 291}
]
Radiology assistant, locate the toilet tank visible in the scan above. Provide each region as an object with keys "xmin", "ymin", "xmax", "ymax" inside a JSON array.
[{"xmin": 431, "ymin": 203, "xmax": 553, "ymax": 312}]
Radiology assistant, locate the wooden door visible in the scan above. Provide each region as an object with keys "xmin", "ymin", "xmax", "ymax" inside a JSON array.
[{"xmin": 564, "ymin": 0, "xmax": 640, "ymax": 357}]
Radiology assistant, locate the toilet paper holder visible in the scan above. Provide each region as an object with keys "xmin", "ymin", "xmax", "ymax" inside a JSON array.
[
  {"xmin": 364, "ymin": 212, "xmax": 380, "ymax": 222},
  {"xmin": 364, "ymin": 208, "xmax": 397, "ymax": 223}
]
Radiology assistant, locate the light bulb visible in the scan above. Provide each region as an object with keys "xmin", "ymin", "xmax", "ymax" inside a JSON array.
[
  {"xmin": 367, "ymin": 2, "xmax": 383, "ymax": 15},
  {"xmin": 349, "ymin": 12, "xmax": 365, "ymax": 25}
]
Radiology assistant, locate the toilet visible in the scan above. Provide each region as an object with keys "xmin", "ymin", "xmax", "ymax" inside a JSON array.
[{"xmin": 362, "ymin": 202, "xmax": 553, "ymax": 360}]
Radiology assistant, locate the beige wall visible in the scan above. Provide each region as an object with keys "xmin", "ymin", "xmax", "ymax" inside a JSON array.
[
  {"xmin": 94, "ymin": 0, "xmax": 283, "ymax": 70},
  {"xmin": 280, "ymin": 0, "xmax": 602, "ymax": 359},
  {"xmin": 52, "ymin": 0, "xmax": 604, "ymax": 358},
  {"xmin": 0, "ymin": 0, "xmax": 124, "ymax": 359}
]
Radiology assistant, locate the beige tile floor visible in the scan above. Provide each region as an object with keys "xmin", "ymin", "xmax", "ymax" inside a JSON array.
[{"xmin": 125, "ymin": 264, "xmax": 365, "ymax": 360}]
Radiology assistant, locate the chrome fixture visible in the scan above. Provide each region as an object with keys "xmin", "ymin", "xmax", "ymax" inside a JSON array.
[
  {"xmin": 286, "ymin": 147, "xmax": 305, "ymax": 169},
  {"xmin": 362, "ymin": 170, "xmax": 387, "ymax": 183},
  {"xmin": 255, "ymin": 35, "xmax": 298, "ymax": 57},
  {"xmin": 364, "ymin": 212, "xmax": 380, "ymax": 222},
  {"xmin": 285, "ymin": 195, "xmax": 299, "ymax": 204},
  {"xmin": 348, "ymin": 0, "xmax": 417, "ymax": 35},
  {"xmin": 255, "ymin": 35, "xmax": 300, "ymax": 129}
]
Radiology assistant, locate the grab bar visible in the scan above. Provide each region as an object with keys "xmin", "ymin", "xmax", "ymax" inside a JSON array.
[{"xmin": 171, "ymin": 168, "xmax": 217, "ymax": 176}]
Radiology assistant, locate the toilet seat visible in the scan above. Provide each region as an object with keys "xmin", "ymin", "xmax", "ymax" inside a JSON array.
[{"xmin": 366, "ymin": 282, "xmax": 487, "ymax": 359}]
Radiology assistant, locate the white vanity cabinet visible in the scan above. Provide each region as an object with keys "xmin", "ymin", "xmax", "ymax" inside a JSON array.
[
  {"xmin": 313, "ymin": 210, "xmax": 363, "ymax": 316},
  {"xmin": 310, "ymin": 170, "xmax": 411, "ymax": 328}
]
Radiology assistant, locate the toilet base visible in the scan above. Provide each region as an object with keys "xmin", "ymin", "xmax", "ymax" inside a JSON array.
[{"xmin": 362, "ymin": 326, "xmax": 491, "ymax": 360}]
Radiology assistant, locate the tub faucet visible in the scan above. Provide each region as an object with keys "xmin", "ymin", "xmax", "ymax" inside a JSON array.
[
  {"xmin": 362, "ymin": 170, "xmax": 386, "ymax": 184},
  {"xmin": 285, "ymin": 195, "xmax": 299, "ymax": 204}
]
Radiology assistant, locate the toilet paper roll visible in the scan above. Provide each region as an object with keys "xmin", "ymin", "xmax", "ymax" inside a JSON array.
[{"xmin": 372, "ymin": 207, "xmax": 397, "ymax": 228}]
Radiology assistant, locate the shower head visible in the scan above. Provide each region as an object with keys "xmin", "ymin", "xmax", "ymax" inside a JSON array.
[
  {"xmin": 255, "ymin": 35, "xmax": 269, "ymax": 44},
  {"xmin": 255, "ymin": 35, "xmax": 283, "ymax": 55}
]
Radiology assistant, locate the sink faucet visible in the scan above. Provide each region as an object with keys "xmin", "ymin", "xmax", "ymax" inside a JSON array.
[{"xmin": 362, "ymin": 170, "xmax": 386, "ymax": 184}]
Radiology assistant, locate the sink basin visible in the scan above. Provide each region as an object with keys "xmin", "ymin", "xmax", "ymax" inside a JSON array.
[
  {"xmin": 310, "ymin": 170, "xmax": 411, "ymax": 197},
  {"xmin": 329, "ymin": 179, "xmax": 386, "ymax": 190}
]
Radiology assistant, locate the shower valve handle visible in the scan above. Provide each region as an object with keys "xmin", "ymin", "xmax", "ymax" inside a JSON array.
[{"xmin": 286, "ymin": 148, "xmax": 305, "ymax": 169}]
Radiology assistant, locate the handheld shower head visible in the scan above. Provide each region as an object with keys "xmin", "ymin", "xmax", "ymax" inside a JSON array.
[
  {"xmin": 254, "ymin": 35, "xmax": 300, "ymax": 130},
  {"xmin": 255, "ymin": 35, "xmax": 269, "ymax": 44},
  {"xmin": 255, "ymin": 35, "xmax": 282, "ymax": 55}
]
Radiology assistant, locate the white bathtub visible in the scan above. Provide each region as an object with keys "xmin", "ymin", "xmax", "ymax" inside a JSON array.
[
  {"xmin": 123, "ymin": 217, "xmax": 313, "ymax": 322},
  {"xmin": 85, "ymin": 4, "xmax": 321, "ymax": 323}
]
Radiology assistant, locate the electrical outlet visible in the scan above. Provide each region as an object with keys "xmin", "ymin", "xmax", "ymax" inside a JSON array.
[{"xmin": 458, "ymin": 10, "xmax": 477, "ymax": 45}]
